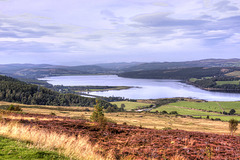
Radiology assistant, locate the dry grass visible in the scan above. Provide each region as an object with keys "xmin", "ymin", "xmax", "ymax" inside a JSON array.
[
  {"xmin": 1, "ymin": 100, "xmax": 237, "ymax": 135},
  {"xmin": 0, "ymin": 119, "xmax": 111, "ymax": 160},
  {"xmin": 21, "ymin": 107, "xmax": 92, "ymax": 118},
  {"xmin": 225, "ymin": 71, "xmax": 240, "ymax": 77},
  {"xmin": 0, "ymin": 101, "xmax": 93, "ymax": 111},
  {"xmin": 21, "ymin": 106, "xmax": 236, "ymax": 134},
  {"xmin": 104, "ymin": 112, "xmax": 236, "ymax": 135}
]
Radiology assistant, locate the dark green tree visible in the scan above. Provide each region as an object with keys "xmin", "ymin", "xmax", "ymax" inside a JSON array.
[
  {"xmin": 120, "ymin": 104, "xmax": 125, "ymax": 111},
  {"xmin": 90, "ymin": 99, "xmax": 105, "ymax": 125},
  {"xmin": 229, "ymin": 109, "xmax": 236, "ymax": 115}
]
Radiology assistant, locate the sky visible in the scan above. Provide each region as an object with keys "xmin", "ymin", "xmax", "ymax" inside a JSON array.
[{"xmin": 0, "ymin": 0, "xmax": 240, "ymax": 65}]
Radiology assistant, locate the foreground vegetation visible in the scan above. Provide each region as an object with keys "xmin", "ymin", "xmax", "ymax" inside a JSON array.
[
  {"xmin": 0, "ymin": 136, "xmax": 68, "ymax": 160},
  {"xmin": 0, "ymin": 115, "xmax": 106, "ymax": 160},
  {"xmin": 1, "ymin": 110, "xmax": 240, "ymax": 159},
  {"xmin": 1, "ymin": 100, "xmax": 238, "ymax": 134}
]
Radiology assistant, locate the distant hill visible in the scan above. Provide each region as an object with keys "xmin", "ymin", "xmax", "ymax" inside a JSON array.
[
  {"xmin": 0, "ymin": 64, "xmax": 57, "ymax": 73},
  {"xmin": 64, "ymin": 65, "xmax": 113, "ymax": 74},
  {"xmin": 118, "ymin": 67, "xmax": 239, "ymax": 80},
  {"xmin": 96, "ymin": 62, "xmax": 143, "ymax": 70},
  {"xmin": 125, "ymin": 59, "xmax": 240, "ymax": 71},
  {"xmin": 2, "ymin": 59, "xmax": 240, "ymax": 79},
  {"xmin": 0, "ymin": 64, "xmax": 113, "ymax": 79},
  {"xmin": 12, "ymin": 68, "xmax": 89, "ymax": 78}
]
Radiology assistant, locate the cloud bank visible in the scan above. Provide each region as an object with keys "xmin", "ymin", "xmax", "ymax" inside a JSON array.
[{"xmin": 0, "ymin": 0, "xmax": 240, "ymax": 64}]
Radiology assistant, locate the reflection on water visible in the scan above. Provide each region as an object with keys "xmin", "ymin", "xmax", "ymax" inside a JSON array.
[{"xmin": 39, "ymin": 75, "xmax": 240, "ymax": 101}]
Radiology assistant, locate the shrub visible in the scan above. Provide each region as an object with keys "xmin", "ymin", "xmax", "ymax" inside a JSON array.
[
  {"xmin": 229, "ymin": 109, "xmax": 236, "ymax": 115},
  {"xmin": 229, "ymin": 119, "xmax": 238, "ymax": 135},
  {"xmin": 162, "ymin": 127, "xmax": 172, "ymax": 130},
  {"xmin": 223, "ymin": 111, "xmax": 228, "ymax": 115},
  {"xmin": 169, "ymin": 111, "xmax": 178, "ymax": 115},
  {"xmin": 90, "ymin": 100, "xmax": 106, "ymax": 126},
  {"xmin": 50, "ymin": 112, "xmax": 56, "ymax": 116},
  {"xmin": 160, "ymin": 110, "xmax": 168, "ymax": 114},
  {"xmin": 7, "ymin": 105, "xmax": 22, "ymax": 111}
]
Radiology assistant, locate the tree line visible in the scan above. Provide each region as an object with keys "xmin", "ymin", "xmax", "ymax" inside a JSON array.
[
  {"xmin": 118, "ymin": 67, "xmax": 233, "ymax": 80},
  {"xmin": 192, "ymin": 76, "xmax": 240, "ymax": 91},
  {"xmin": 0, "ymin": 75, "xmax": 113, "ymax": 108}
]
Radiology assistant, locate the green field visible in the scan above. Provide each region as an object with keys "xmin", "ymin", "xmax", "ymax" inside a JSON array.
[
  {"xmin": 151, "ymin": 105, "xmax": 221, "ymax": 116},
  {"xmin": 216, "ymin": 81, "xmax": 240, "ymax": 85},
  {"xmin": 151, "ymin": 101, "xmax": 240, "ymax": 121},
  {"xmin": 189, "ymin": 77, "xmax": 212, "ymax": 82},
  {"xmin": 111, "ymin": 101, "xmax": 151, "ymax": 111},
  {"xmin": 0, "ymin": 136, "xmax": 69, "ymax": 160},
  {"xmin": 165, "ymin": 101, "xmax": 240, "ymax": 113},
  {"xmin": 189, "ymin": 78, "xmax": 198, "ymax": 82}
]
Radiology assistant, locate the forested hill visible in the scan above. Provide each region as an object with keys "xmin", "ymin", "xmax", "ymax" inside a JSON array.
[
  {"xmin": 118, "ymin": 67, "xmax": 237, "ymax": 80},
  {"xmin": 0, "ymin": 75, "xmax": 112, "ymax": 108},
  {"xmin": 125, "ymin": 59, "xmax": 240, "ymax": 71}
]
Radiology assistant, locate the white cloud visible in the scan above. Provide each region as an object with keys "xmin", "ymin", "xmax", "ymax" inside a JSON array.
[{"xmin": 0, "ymin": 0, "xmax": 240, "ymax": 64}]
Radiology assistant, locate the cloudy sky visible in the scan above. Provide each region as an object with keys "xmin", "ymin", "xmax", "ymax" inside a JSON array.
[{"xmin": 0, "ymin": 0, "xmax": 240, "ymax": 65}]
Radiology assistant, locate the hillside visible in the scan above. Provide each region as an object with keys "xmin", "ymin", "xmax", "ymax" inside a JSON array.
[
  {"xmin": 2, "ymin": 59, "xmax": 240, "ymax": 79},
  {"xmin": 118, "ymin": 67, "xmax": 238, "ymax": 80},
  {"xmin": 0, "ymin": 75, "xmax": 112, "ymax": 108},
  {"xmin": 1, "ymin": 112, "xmax": 240, "ymax": 159},
  {"xmin": 0, "ymin": 64, "xmax": 113, "ymax": 79},
  {"xmin": 125, "ymin": 58, "xmax": 240, "ymax": 71}
]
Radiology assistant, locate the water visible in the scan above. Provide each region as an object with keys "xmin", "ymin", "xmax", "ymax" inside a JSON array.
[{"xmin": 39, "ymin": 75, "xmax": 240, "ymax": 101}]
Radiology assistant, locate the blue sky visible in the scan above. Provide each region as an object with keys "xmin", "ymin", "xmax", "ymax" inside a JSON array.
[{"xmin": 0, "ymin": 0, "xmax": 240, "ymax": 65}]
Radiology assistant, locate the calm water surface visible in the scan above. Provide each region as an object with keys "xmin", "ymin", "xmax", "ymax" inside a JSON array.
[{"xmin": 39, "ymin": 75, "xmax": 240, "ymax": 101}]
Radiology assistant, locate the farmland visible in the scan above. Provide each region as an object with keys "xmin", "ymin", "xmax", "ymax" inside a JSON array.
[
  {"xmin": 151, "ymin": 101, "xmax": 240, "ymax": 121},
  {"xmin": 226, "ymin": 71, "xmax": 240, "ymax": 77},
  {"xmin": 216, "ymin": 80, "xmax": 240, "ymax": 85},
  {"xmin": 111, "ymin": 101, "xmax": 151, "ymax": 111},
  {"xmin": 163, "ymin": 101, "xmax": 240, "ymax": 114}
]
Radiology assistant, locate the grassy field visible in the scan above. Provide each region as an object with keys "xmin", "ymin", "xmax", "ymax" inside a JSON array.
[
  {"xmin": 216, "ymin": 80, "xmax": 240, "ymax": 85},
  {"xmin": 151, "ymin": 105, "xmax": 221, "ymax": 116},
  {"xmin": 0, "ymin": 136, "xmax": 69, "ymax": 160},
  {"xmin": 189, "ymin": 78, "xmax": 198, "ymax": 82},
  {"xmin": 150, "ymin": 101, "xmax": 240, "ymax": 121},
  {"xmin": 192, "ymin": 115, "xmax": 240, "ymax": 121},
  {"xmin": 111, "ymin": 101, "xmax": 151, "ymax": 111},
  {"xmin": 226, "ymin": 71, "xmax": 240, "ymax": 77},
  {"xmin": 3, "ymin": 102, "xmax": 236, "ymax": 134},
  {"xmin": 1, "ymin": 100, "xmax": 240, "ymax": 134},
  {"xmin": 164, "ymin": 101, "xmax": 240, "ymax": 113}
]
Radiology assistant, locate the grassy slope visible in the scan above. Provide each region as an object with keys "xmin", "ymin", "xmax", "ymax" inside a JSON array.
[
  {"xmin": 226, "ymin": 71, "xmax": 240, "ymax": 77},
  {"xmin": 166, "ymin": 101, "xmax": 240, "ymax": 113},
  {"xmin": 111, "ymin": 101, "xmax": 151, "ymax": 111},
  {"xmin": 0, "ymin": 136, "xmax": 68, "ymax": 160},
  {"xmin": 216, "ymin": 80, "xmax": 240, "ymax": 85},
  {"xmin": 151, "ymin": 105, "xmax": 221, "ymax": 116},
  {"xmin": 4, "ymin": 102, "xmax": 234, "ymax": 134},
  {"xmin": 151, "ymin": 101, "xmax": 240, "ymax": 121},
  {"xmin": 1, "ymin": 100, "xmax": 240, "ymax": 133}
]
